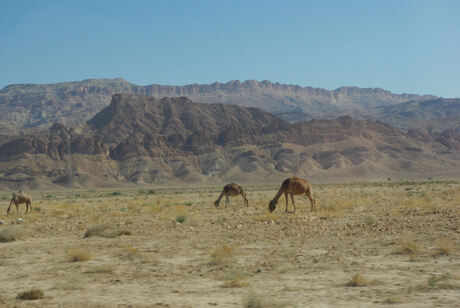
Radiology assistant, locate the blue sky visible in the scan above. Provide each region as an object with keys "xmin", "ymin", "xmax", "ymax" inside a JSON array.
[{"xmin": 1, "ymin": 0, "xmax": 459, "ymax": 97}]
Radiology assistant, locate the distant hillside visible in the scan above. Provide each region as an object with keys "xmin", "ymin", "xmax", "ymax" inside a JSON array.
[
  {"xmin": 1, "ymin": 94, "xmax": 459, "ymax": 189},
  {"xmin": 369, "ymin": 98, "xmax": 460, "ymax": 131},
  {"xmin": 0, "ymin": 78, "xmax": 439, "ymax": 130}
]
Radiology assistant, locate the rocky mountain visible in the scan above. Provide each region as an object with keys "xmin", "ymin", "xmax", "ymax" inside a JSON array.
[
  {"xmin": 368, "ymin": 98, "xmax": 460, "ymax": 131},
  {"xmin": 0, "ymin": 78, "xmax": 441, "ymax": 130},
  {"xmin": 1, "ymin": 94, "xmax": 459, "ymax": 189},
  {"xmin": 87, "ymin": 94, "xmax": 286, "ymax": 143}
]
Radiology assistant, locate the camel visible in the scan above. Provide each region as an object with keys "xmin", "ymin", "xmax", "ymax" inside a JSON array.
[
  {"xmin": 7, "ymin": 190, "xmax": 32, "ymax": 216},
  {"xmin": 269, "ymin": 177, "xmax": 316, "ymax": 213},
  {"xmin": 215, "ymin": 183, "xmax": 248, "ymax": 208}
]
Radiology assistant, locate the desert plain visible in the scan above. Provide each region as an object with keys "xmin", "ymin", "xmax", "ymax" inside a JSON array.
[{"xmin": 0, "ymin": 180, "xmax": 459, "ymax": 307}]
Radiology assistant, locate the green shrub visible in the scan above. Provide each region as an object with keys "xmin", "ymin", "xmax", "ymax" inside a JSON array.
[{"xmin": 176, "ymin": 215, "xmax": 187, "ymax": 224}]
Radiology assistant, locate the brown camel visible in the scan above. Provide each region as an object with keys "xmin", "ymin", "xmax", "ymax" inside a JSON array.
[
  {"xmin": 269, "ymin": 177, "xmax": 316, "ymax": 213},
  {"xmin": 215, "ymin": 183, "xmax": 248, "ymax": 208},
  {"xmin": 7, "ymin": 190, "xmax": 32, "ymax": 216}
]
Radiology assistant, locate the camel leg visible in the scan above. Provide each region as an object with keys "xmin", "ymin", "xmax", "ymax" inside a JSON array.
[
  {"xmin": 306, "ymin": 189, "xmax": 316, "ymax": 211},
  {"xmin": 241, "ymin": 193, "xmax": 248, "ymax": 207},
  {"xmin": 225, "ymin": 196, "xmax": 229, "ymax": 208},
  {"xmin": 215, "ymin": 191, "xmax": 225, "ymax": 207},
  {"xmin": 7, "ymin": 199, "xmax": 13, "ymax": 216},
  {"xmin": 25, "ymin": 201, "xmax": 29, "ymax": 214},
  {"xmin": 290, "ymin": 194, "xmax": 296, "ymax": 213},
  {"xmin": 16, "ymin": 203, "xmax": 19, "ymax": 214},
  {"xmin": 284, "ymin": 193, "xmax": 289, "ymax": 212}
]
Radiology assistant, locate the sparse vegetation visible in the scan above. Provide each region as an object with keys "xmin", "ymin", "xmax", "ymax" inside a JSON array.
[
  {"xmin": 346, "ymin": 273, "xmax": 371, "ymax": 287},
  {"xmin": 434, "ymin": 239, "xmax": 453, "ymax": 256},
  {"xmin": 0, "ymin": 181, "xmax": 459, "ymax": 307},
  {"xmin": 66, "ymin": 248, "xmax": 92, "ymax": 262},
  {"xmin": 16, "ymin": 289, "xmax": 44, "ymax": 300},
  {"xmin": 242, "ymin": 292, "xmax": 264, "ymax": 308},
  {"xmin": 83, "ymin": 224, "xmax": 132, "ymax": 238},
  {"xmin": 219, "ymin": 271, "xmax": 249, "ymax": 288},
  {"xmin": 175, "ymin": 215, "xmax": 187, "ymax": 223},
  {"xmin": 393, "ymin": 239, "xmax": 421, "ymax": 255},
  {"xmin": 209, "ymin": 245, "xmax": 235, "ymax": 266}
]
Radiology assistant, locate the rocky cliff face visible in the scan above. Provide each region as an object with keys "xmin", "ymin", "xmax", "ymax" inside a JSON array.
[
  {"xmin": 1, "ymin": 94, "xmax": 458, "ymax": 189},
  {"xmin": 0, "ymin": 78, "xmax": 440, "ymax": 130}
]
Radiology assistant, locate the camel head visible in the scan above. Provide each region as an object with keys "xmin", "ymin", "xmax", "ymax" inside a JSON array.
[
  {"xmin": 214, "ymin": 200, "xmax": 220, "ymax": 207},
  {"xmin": 268, "ymin": 199, "xmax": 277, "ymax": 212}
]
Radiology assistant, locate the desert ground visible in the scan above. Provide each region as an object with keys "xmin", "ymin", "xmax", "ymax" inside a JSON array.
[{"xmin": 0, "ymin": 180, "xmax": 459, "ymax": 307}]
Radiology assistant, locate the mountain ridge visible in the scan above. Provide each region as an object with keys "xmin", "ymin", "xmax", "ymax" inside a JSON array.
[{"xmin": 0, "ymin": 78, "xmax": 439, "ymax": 130}]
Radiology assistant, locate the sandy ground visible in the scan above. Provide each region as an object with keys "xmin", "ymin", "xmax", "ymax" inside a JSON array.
[{"xmin": 0, "ymin": 180, "xmax": 459, "ymax": 307}]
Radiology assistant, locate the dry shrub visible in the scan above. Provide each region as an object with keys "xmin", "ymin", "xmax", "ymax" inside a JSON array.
[
  {"xmin": 66, "ymin": 248, "xmax": 92, "ymax": 262},
  {"xmin": 393, "ymin": 239, "xmax": 420, "ymax": 255},
  {"xmin": 0, "ymin": 226, "xmax": 27, "ymax": 242},
  {"xmin": 16, "ymin": 289, "xmax": 44, "ymax": 300},
  {"xmin": 434, "ymin": 239, "xmax": 453, "ymax": 256},
  {"xmin": 242, "ymin": 291, "xmax": 264, "ymax": 308},
  {"xmin": 209, "ymin": 245, "xmax": 235, "ymax": 266},
  {"xmin": 85, "ymin": 265, "xmax": 114, "ymax": 274},
  {"xmin": 83, "ymin": 224, "xmax": 131, "ymax": 238},
  {"xmin": 383, "ymin": 296, "xmax": 405, "ymax": 304},
  {"xmin": 219, "ymin": 271, "xmax": 249, "ymax": 288},
  {"xmin": 123, "ymin": 245, "xmax": 139, "ymax": 255},
  {"xmin": 346, "ymin": 273, "xmax": 371, "ymax": 287},
  {"xmin": 120, "ymin": 245, "xmax": 140, "ymax": 261}
]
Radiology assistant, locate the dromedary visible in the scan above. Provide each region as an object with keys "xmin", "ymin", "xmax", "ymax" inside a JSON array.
[
  {"xmin": 269, "ymin": 177, "xmax": 316, "ymax": 213},
  {"xmin": 215, "ymin": 183, "xmax": 248, "ymax": 208},
  {"xmin": 7, "ymin": 190, "xmax": 32, "ymax": 216}
]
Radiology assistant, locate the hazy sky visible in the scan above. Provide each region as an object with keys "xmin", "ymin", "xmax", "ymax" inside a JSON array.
[{"xmin": 1, "ymin": 0, "xmax": 459, "ymax": 97}]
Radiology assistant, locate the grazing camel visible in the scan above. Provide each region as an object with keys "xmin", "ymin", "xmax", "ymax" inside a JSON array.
[
  {"xmin": 7, "ymin": 190, "xmax": 32, "ymax": 216},
  {"xmin": 269, "ymin": 177, "xmax": 316, "ymax": 213},
  {"xmin": 215, "ymin": 183, "xmax": 248, "ymax": 208}
]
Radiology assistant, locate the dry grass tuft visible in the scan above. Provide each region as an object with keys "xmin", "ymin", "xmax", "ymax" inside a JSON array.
[
  {"xmin": 209, "ymin": 245, "xmax": 236, "ymax": 266},
  {"xmin": 346, "ymin": 273, "xmax": 371, "ymax": 287},
  {"xmin": 83, "ymin": 224, "xmax": 132, "ymax": 238},
  {"xmin": 0, "ymin": 226, "xmax": 27, "ymax": 242},
  {"xmin": 16, "ymin": 289, "xmax": 44, "ymax": 300},
  {"xmin": 434, "ymin": 239, "xmax": 453, "ymax": 256},
  {"xmin": 219, "ymin": 271, "xmax": 249, "ymax": 288},
  {"xmin": 393, "ymin": 239, "xmax": 421, "ymax": 255},
  {"xmin": 242, "ymin": 291, "xmax": 264, "ymax": 308},
  {"xmin": 66, "ymin": 248, "xmax": 92, "ymax": 262}
]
